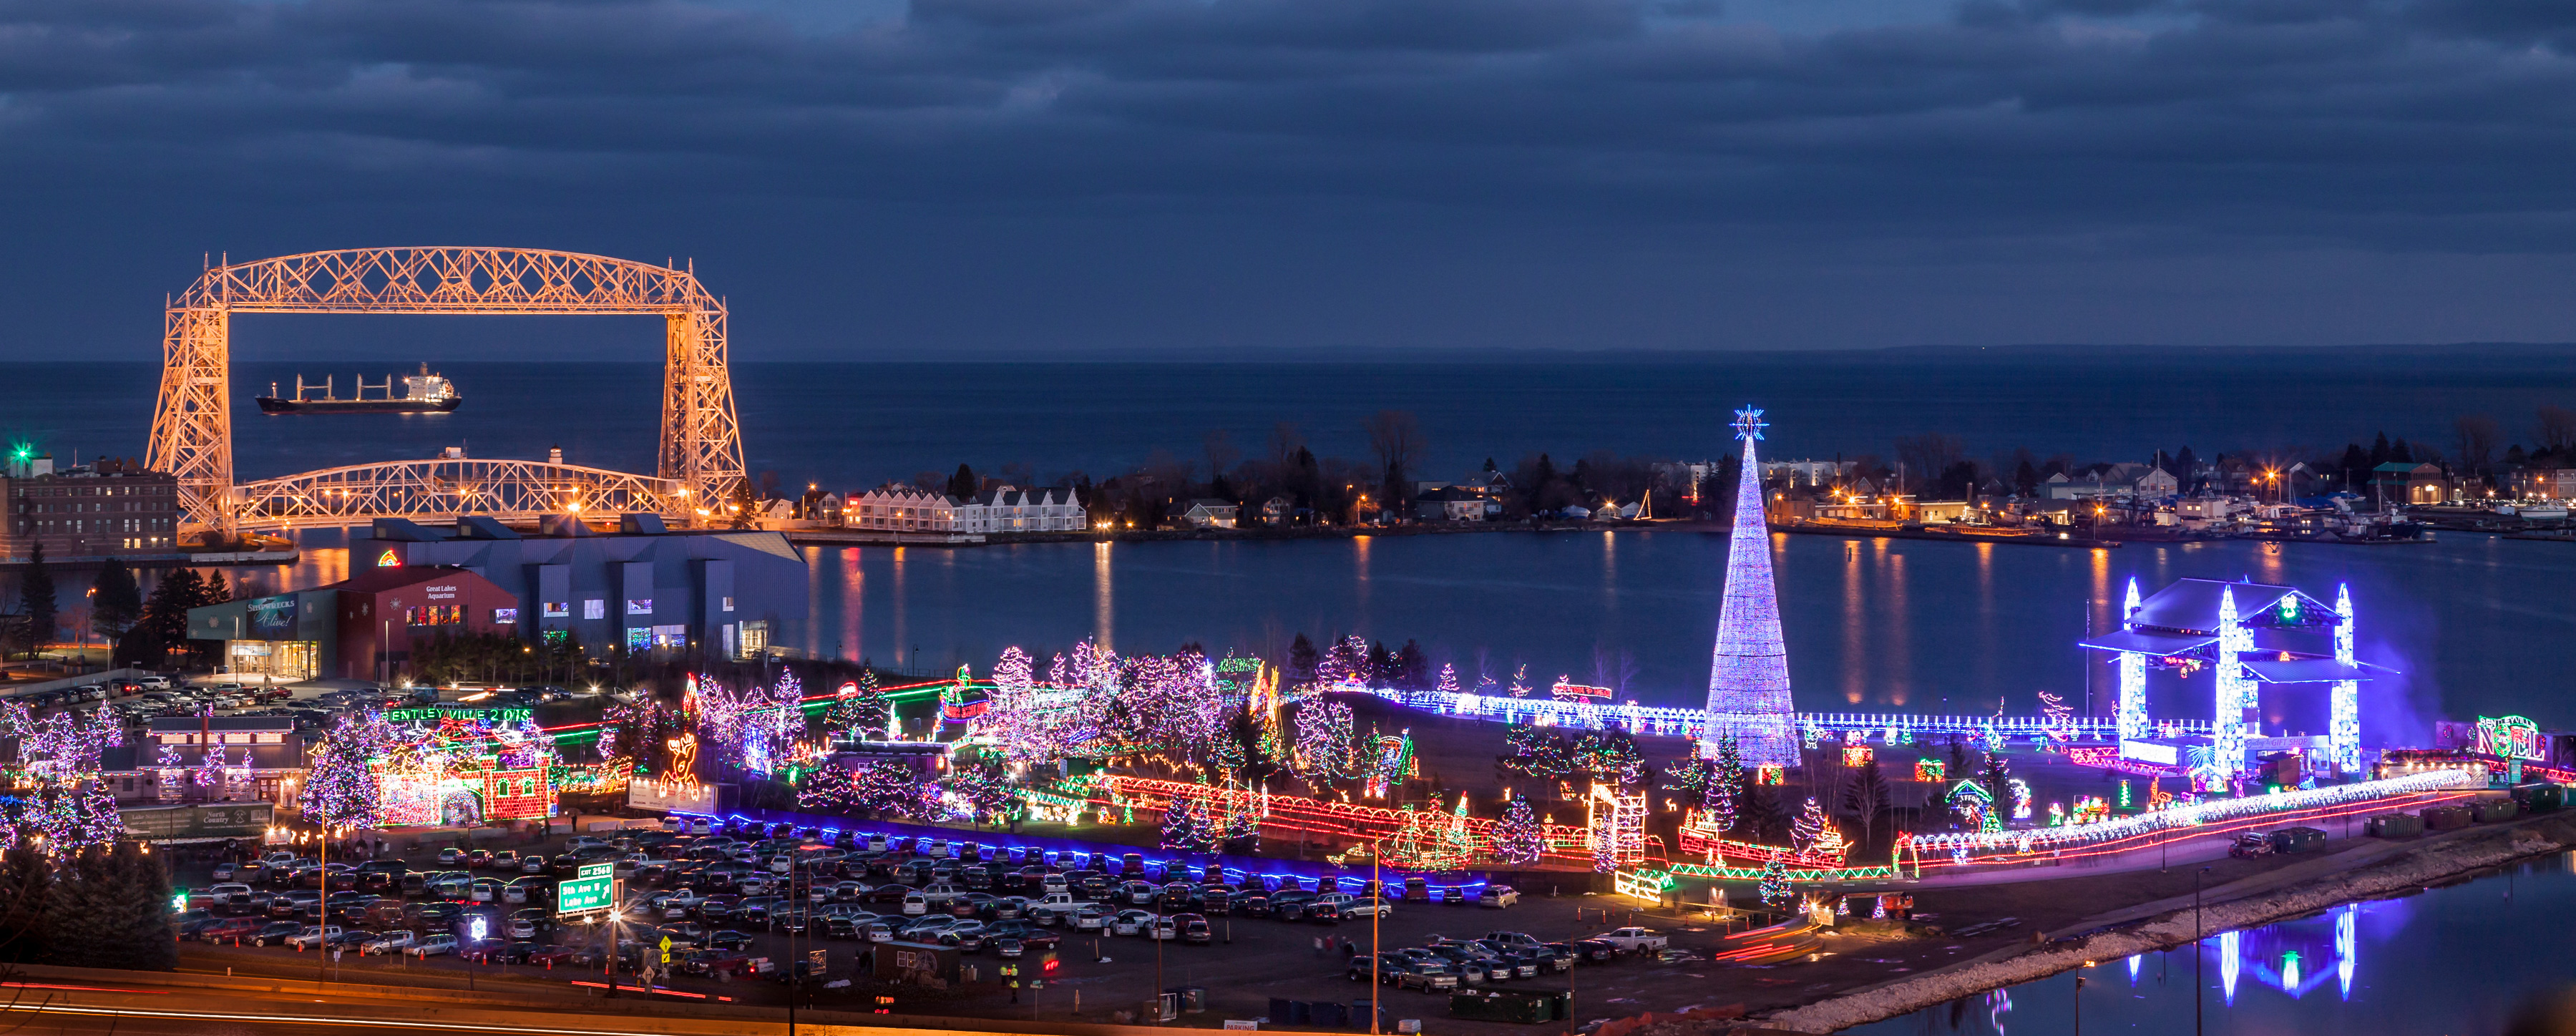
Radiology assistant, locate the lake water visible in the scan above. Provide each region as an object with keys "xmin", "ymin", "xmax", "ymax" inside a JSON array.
[
  {"xmin": 7, "ymin": 358, "xmax": 2574, "ymax": 730},
  {"xmin": 1845, "ymin": 854, "xmax": 2576, "ymax": 1035},
  {"xmin": 237, "ymin": 523, "xmax": 2575, "ymax": 740}
]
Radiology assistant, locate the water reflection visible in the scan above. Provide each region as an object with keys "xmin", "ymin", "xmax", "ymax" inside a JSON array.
[
  {"xmin": 781, "ymin": 531, "xmax": 2576, "ymax": 721},
  {"xmin": 1853, "ymin": 859, "xmax": 2559, "ymax": 1035}
]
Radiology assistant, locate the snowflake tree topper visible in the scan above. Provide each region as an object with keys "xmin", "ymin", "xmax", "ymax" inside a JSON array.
[{"xmin": 1732, "ymin": 406, "xmax": 1767, "ymax": 442}]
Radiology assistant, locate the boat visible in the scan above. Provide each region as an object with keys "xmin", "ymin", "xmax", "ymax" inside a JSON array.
[{"xmin": 256, "ymin": 363, "xmax": 461, "ymax": 414}]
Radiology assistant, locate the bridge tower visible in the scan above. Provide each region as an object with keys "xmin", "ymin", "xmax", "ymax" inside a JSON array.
[{"xmin": 145, "ymin": 248, "xmax": 747, "ymax": 533}]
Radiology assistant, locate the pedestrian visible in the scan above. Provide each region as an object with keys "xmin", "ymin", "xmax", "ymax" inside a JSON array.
[{"xmin": 1313, "ymin": 936, "xmax": 1324, "ymax": 956}]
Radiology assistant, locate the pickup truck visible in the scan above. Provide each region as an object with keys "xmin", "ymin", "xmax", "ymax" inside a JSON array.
[{"xmin": 1589, "ymin": 927, "xmax": 1669, "ymax": 953}]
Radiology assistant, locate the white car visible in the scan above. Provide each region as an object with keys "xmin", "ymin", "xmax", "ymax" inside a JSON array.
[
  {"xmin": 360, "ymin": 931, "xmax": 416, "ymax": 956},
  {"xmin": 1590, "ymin": 927, "xmax": 1669, "ymax": 953},
  {"xmin": 1111, "ymin": 910, "xmax": 1156, "ymax": 937},
  {"xmin": 1478, "ymin": 886, "xmax": 1521, "ymax": 909},
  {"xmin": 1146, "ymin": 916, "xmax": 1178, "ymax": 940},
  {"xmin": 285, "ymin": 925, "xmax": 341, "ymax": 949},
  {"xmin": 406, "ymin": 934, "xmax": 459, "ymax": 957},
  {"xmin": 922, "ymin": 883, "xmax": 963, "ymax": 904},
  {"xmin": 1069, "ymin": 905, "xmax": 1111, "ymax": 931},
  {"xmin": 900, "ymin": 893, "xmax": 928, "ymax": 916}
]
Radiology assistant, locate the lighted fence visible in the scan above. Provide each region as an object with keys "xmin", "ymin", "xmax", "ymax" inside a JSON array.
[
  {"xmin": 1357, "ymin": 686, "xmax": 2212, "ymax": 742},
  {"xmin": 1086, "ymin": 774, "xmax": 1602, "ymax": 869},
  {"xmin": 1908, "ymin": 768, "xmax": 2482, "ymax": 866}
]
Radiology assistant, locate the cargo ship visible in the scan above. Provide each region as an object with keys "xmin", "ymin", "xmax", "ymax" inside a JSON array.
[{"xmin": 256, "ymin": 363, "xmax": 462, "ymax": 414}]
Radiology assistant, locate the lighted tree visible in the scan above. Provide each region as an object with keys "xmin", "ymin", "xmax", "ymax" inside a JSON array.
[
  {"xmin": 825, "ymin": 666, "xmax": 891, "ymax": 742},
  {"xmin": 1219, "ymin": 803, "xmax": 1261, "ymax": 854},
  {"xmin": 1160, "ymin": 796, "xmax": 1216, "ymax": 853},
  {"xmin": 1493, "ymin": 794, "xmax": 1545, "ymax": 865},
  {"xmin": 1757, "ymin": 851, "xmax": 1790, "ymax": 906},
  {"xmin": 1707, "ymin": 735, "xmax": 1743, "ymax": 833},
  {"xmin": 1978, "ymin": 751, "xmax": 2013, "ymax": 823},
  {"xmin": 1790, "ymin": 796, "xmax": 1828, "ymax": 851},
  {"xmin": 1294, "ymin": 700, "xmax": 1357, "ymax": 779},
  {"xmin": 941, "ymin": 751, "xmax": 1021, "ymax": 825},
  {"xmin": 1436, "ymin": 663, "xmax": 1460, "ymax": 695}
]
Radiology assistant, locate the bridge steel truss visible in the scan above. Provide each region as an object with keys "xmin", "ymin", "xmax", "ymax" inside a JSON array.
[
  {"xmin": 233, "ymin": 459, "xmax": 682, "ymax": 532},
  {"xmin": 145, "ymin": 247, "xmax": 746, "ymax": 532}
]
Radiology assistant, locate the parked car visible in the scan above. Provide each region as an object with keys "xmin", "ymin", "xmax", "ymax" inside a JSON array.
[
  {"xmin": 248, "ymin": 921, "xmax": 306, "ymax": 947},
  {"xmin": 1478, "ymin": 885, "xmax": 1521, "ymax": 909},
  {"xmin": 1589, "ymin": 927, "xmax": 1669, "ymax": 953},
  {"xmin": 406, "ymin": 933, "xmax": 460, "ymax": 958},
  {"xmin": 360, "ymin": 931, "xmax": 417, "ymax": 955}
]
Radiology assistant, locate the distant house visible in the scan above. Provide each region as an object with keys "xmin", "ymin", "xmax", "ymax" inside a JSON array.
[
  {"xmin": 2512, "ymin": 467, "xmax": 2576, "ymax": 500},
  {"xmin": 1166, "ymin": 499, "xmax": 1240, "ymax": 529},
  {"xmin": 1414, "ymin": 486, "xmax": 1487, "ymax": 522},
  {"xmin": 2372, "ymin": 462, "xmax": 2446, "ymax": 506},
  {"xmin": 1260, "ymin": 496, "xmax": 1295, "ymax": 526},
  {"xmin": 799, "ymin": 490, "xmax": 844, "ymax": 523}
]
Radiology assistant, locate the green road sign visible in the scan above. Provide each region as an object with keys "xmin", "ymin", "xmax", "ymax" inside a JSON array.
[{"xmin": 557, "ymin": 861, "xmax": 615, "ymax": 917}]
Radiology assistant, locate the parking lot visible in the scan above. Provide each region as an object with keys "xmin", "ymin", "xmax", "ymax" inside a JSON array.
[{"xmin": 176, "ymin": 818, "xmax": 1729, "ymax": 1032}]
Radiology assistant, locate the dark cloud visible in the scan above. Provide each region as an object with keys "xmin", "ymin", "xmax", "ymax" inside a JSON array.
[{"xmin": 1, "ymin": 0, "xmax": 2572, "ymax": 355}]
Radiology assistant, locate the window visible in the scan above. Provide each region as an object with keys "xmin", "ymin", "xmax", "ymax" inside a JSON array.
[
  {"xmin": 493, "ymin": 607, "xmax": 519, "ymax": 623},
  {"xmin": 625, "ymin": 599, "xmax": 653, "ymax": 616},
  {"xmin": 722, "ymin": 596, "xmax": 735, "ymax": 613},
  {"xmin": 542, "ymin": 602, "xmax": 570, "ymax": 618},
  {"xmin": 583, "ymin": 600, "xmax": 605, "ymax": 620},
  {"xmin": 404, "ymin": 605, "xmax": 464, "ymax": 627}
]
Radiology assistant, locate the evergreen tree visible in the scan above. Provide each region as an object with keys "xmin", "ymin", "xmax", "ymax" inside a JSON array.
[
  {"xmin": 947, "ymin": 464, "xmax": 979, "ymax": 500},
  {"xmin": 1708, "ymin": 735, "xmax": 1744, "ymax": 832},
  {"xmin": 1493, "ymin": 794, "xmax": 1545, "ymax": 865},
  {"xmin": 1742, "ymin": 780, "xmax": 1788, "ymax": 844},
  {"xmin": 1948, "ymin": 736, "xmax": 1969, "ymax": 776},
  {"xmin": 21, "ymin": 542, "xmax": 56, "ymax": 655},
  {"xmin": 0, "ymin": 839, "xmax": 50, "ymax": 962},
  {"xmin": 205, "ymin": 569, "xmax": 232, "ymax": 604},
  {"xmin": 1159, "ymin": 796, "xmax": 1216, "ymax": 853},
  {"xmin": 1978, "ymin": 751, "xmax": 2013, "ymax": 824},
  {"xmin": 1286, "ymin": 633, "xmax": 1318, "ymax": 686},
  {"xmin": 92, "ymin": 559, "xmax": 142, "ymax": 644}
]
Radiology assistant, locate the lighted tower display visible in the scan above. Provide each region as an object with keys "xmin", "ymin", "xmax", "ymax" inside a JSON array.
[
  {"xmin": 2209, "ymin": 586, "xmax": 2253, "ymax": 786},
  {"xmin": 2331, "ymin": 583, "xmax": 2361, "ymax": 774},
  {"xmin": 1704, "ymin": 406, "xmax": 1797, "ymax": 766},
  {"xmin": 2116, "ymin": 577, "xmax": 2147, "ymax": 742}
]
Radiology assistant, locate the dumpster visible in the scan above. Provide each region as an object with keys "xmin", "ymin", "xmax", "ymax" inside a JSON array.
[
  {"xmin": 1312, "ymin": 1002, "xmax": 1350, "ymax": 1027},
  {"xmin": 2474, "ymin": 798, "xmax": 2519, "ymax": 823},
  {"xmin": 1270, "ymin": 998, "xmax": 1293, "ymax": 1022},
  {"xmin": 1168, "ymin": 987, "xmax": 1206, "ymax": 1013},
  {"xmin": 2268, "ymin": 826, "xmax": 2328, "ymax": 854},
  {"xmin": 2366, "ymin": 813, "xmax": 2424, "ymax": 839},
  {"xmin": 2511, "ymin": 784, "xmax": 2565, "ymax": 813},
  {"xmin": 1448, "ymin": 989, "xmax": 1555, "ymax": 1024},
  {"xmin": 2421, "ymin": 804, "xmax": 2472, "ymax": 831}
]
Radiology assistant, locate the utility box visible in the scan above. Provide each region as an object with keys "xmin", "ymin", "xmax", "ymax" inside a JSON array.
[
  {"xmin": 2474, "ymin": 798, "xmax": 2519, "ymax": 824},
  {"xmin": 2366, "ymin": 813, "xmax": 2424, "ymax": 839},
  {"xmin": 2421, "ymin": 804, "xmax": 2472, "ymax": 831},
  {"xmin": 2511, "ymin": 784, "xmax": 2565, "ymax": 813},
  {"xmin": 1448, "ymin": 989, "xmax": 1558, "ymax": 1024},
  {"xmin": 2268, "ymin": 827, "xmax": 2327, "ymax": 854},
  {"xmin": 873, "ymin": 940, "xmax": 960, "ymax": 986}
]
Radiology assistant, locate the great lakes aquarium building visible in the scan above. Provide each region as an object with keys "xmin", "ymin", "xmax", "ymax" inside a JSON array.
[
  {"xmin": 187, "ymin": 567, "xmax": 519, "ymax": 683},
  {"xmin": 364, "ymin": 515, "xmax": 808, "ymax": 658}
]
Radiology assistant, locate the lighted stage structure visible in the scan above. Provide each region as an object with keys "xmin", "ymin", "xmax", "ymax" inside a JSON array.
[
  {"xmin": 374, "ymin": 705, "xmax": 560, "ymax": 826},
  {"xmin": 2081, "ymin": 577, "xmax": 2387, "ymax": 784}
]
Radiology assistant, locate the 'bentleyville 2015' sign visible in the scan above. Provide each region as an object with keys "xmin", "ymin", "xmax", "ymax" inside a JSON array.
[{"xmin": 385, "ymin": 706, "xmax": 535, "ymax": 726}]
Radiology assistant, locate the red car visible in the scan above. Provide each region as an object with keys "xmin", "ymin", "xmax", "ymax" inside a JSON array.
[
  {"xmin": 525, "ymin": 945, "xmax": 585, "ymax": 967},
  {"xmin": 195, "ymin": 917, "xmax": 265, "ymax": 942}
]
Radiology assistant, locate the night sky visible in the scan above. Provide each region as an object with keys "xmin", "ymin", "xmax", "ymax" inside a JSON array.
[{"xmin": 6, "ymin": 0, "xmax": 2575, "ymax": 358}]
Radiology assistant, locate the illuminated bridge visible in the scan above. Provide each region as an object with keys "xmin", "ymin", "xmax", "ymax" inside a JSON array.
[{"xmin": 145, "ymin": 247, "xmax": 745, "ymax": 534}]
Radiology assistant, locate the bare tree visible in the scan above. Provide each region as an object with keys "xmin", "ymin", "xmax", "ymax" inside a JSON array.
[
  {"xmin": 1203, "ymin": 430, "xmax": 1242, "ymax": 487},
  {"xmin": 1893, "ymin": 434, "xmax": 1965, "ymax": 492},
  {"xmin": 1267, "ymin": 422, "xmax": 1307, "ymax": 470},
  {"xmin": 2539, "ymin": 405, "xmax": 2576, "ymax": 454},
  {"xmin": 1364, "ymin": 410, "xmax": 1426, "ymax": 517},
  {"xmin": 2453, "ymin": 414, "xmax": 2502, "ymax": 478}
]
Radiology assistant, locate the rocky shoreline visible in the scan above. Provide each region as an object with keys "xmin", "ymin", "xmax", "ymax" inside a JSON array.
[{"xmin": 1757, "ymin": 813, "xmax": 2576, "ymax": 1032}]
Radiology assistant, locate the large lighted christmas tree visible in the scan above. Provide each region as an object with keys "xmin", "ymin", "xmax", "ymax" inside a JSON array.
[
  {"xmin": 1704, "ymin": 406, "xmax": 1797, "ymax": 766},
  {"xmin": 1493, "ymin": 794, "xmax": 1546, "ymax": 865}
]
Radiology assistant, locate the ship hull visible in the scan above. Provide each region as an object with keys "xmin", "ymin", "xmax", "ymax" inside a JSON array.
[{"xmin": 256, "ymin": 397, "xmax": 463, "ymax": 414}]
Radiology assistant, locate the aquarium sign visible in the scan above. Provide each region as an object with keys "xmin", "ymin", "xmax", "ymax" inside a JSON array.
[
  {"xmin": 247, "ymin": 594, "xmax": 298, "ymax": 638},
  {"xmin": 542, "ymin": 602, "xmax": 570, "ymax": 618},
  {"xmin": 626, "ymin": 599, "xmax": 653, "ymax": 616},
  {"xmin": 493, "ymin": 607, "xmax": 519, "ymax": 623}
]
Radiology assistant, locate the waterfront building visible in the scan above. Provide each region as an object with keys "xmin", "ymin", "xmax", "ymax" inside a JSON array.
[
  {"xmin": 2371, "ymin": 462, "xmax": 2446, "ymax": 507},
  {"xmin": 0, "ymin": 455, "xmax": 185, "ymax": 562},
  {"xmin": 847, "ymin": 484, "xmax": 1084, "ymax": 534},
  {"xmin": 186, "ymin": 563, "xmax": 519, "ymax": 683},
  {"xmin": 2510, "ymin": 467, "xmax": 2576, "ymax": 500},
  {"xmin": 1413, "ymin": 485, "xmax": 1490, "ymax": 522},
  {"xmin": 364, "ymin": 515, "xmax": 809, "ymax": 660},
  {"xmin": 1704, "ymin": 406, "xmax": 1797, "ymax": 767},
  {"xmin": 97, "ymin": 716, "xmax": 305, "ymax": 805}
]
